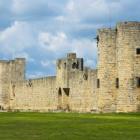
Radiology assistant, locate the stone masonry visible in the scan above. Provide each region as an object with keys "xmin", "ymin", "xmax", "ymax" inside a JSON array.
[{"xmin": 0, "ymin": 21, "xmax": 140, "ymax": 113}]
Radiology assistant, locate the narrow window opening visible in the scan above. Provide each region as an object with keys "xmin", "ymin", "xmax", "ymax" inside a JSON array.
[
  {"xmin": 0, "ymin": 106, "xmax": 4, "ymax": 110},
  {"xmin": 83, "ymin": 74, "xmax": 88, "ymax": 80},
  {"xmin": 95, "ymin": 35, "xmax": 99, "ymax": 47},
  {"xmin": 12, "ymin": 84, "xmax": 15, "ymax": 97},
  {"xmin": 136, "ymin": 77, "xmax": 140, "ymax": 88},
  {"xmin": 97, "ymin": 79, "xmax": 100, "ymax": 88},
  {"xmin": 58, "ymin": 88, "xmax": 62, "ymax": 96},
  {"xmin": 81, "ymin": 58, "xmax": 84, "ymax": 71},
  {"xmin": 64, "ymin": 62, "xmax": 66, "ymax": 69},
  {"xmin": 116, "ymin": 78, "xmax": 119, "ymax": 88},
  {"xmin": 136, "ymin": 48, "xmax": 140, "ymax": 54}
]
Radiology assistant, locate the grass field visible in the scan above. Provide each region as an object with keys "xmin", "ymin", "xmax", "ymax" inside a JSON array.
[{"xmin": 0, "ymin": 112, "xmax": 140, "ymax": 140}]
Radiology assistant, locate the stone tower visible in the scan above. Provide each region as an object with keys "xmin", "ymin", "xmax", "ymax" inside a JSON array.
[
  {"xmin": 116, "ymin": 22, "xmax": 140, "ymax": 112},
  {"xmin": 0, "ymin": 58, "xmax": 25, "ymax": 110},
  {"xmin": 97, "ymin": 28, "xmax": 117, "ymax": 112},
  {"xmin": 56, "ymin": 53, "xmax": 84, "ymax": 110},
  {"xmin": 97, "ymin": 21, "xmax": 140, "ymax": 112}
]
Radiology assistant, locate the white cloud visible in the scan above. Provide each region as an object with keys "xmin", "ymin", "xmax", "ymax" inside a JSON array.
[
  {"xmin": 11, "ymin": 0, "xmax": 64, "ymax": 19},
  {"xmin": 70, "ymin": 39, "xmax": 97, "ymax": 68},
  {"xmin": 65, "ymin": 0, "xmax": 122, "ymax": 22},
  {"xmin": 55, "ymin": 16, "xmax": 65, "ymax": 22},
  {"xmin": 41, "ymin": 60, "xmax": 52, "ymax": 67},
  {"xmin": 72, "ymin": 39, "xmax": 97, "ymax": 59},
  {"xmin": 0, "ymin": 0, "xmax": 139, "ymax": 77},
  {"xmin": 38, "ymin": 31, "xmax": 97, "ymax": 68},
  {"xmin": 14, "ymin": 52, "xmax": 35, "ymax": 62},
  {"xmin": 38, "ymin": 32, "xmax": 68, "ymax": 52},
  {"xmin": 0, "ymin": 21, "xmax": 35, "ymax": 55},
  {"xmin": 66, "ymin": 0, "xmax": 75, "ymax": 11},
  {"xmin": 12, "ymin": 0, "xmax": 47, "ymax": 14}
]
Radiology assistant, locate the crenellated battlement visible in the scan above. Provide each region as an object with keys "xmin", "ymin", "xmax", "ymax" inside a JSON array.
[
  {"xmin": 67, "ymin": 53, "xmax": 77, "ymax": 59},
  {"xmin": 117, "ymin": 21, "xmax": 140, "ymax": 30},
  {"xmin": 97, "ymin": 28, "xmax": 117, "ymax": 47},
  {"xmin": 98, "ymin": 28, "xmax": 116, "ymax": 33}
]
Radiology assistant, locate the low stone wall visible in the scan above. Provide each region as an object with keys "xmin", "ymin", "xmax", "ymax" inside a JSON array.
[{"xmin": 10, "ymin": 77, "xmax": 57, "ymax": 111}]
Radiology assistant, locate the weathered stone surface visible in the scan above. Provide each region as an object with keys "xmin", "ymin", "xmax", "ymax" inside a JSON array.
[{"xmin": 0, "ymin": 21, "xmax": 140, "ymax": 113}]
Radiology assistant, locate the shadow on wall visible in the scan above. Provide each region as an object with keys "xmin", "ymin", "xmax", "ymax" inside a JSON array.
[
  {"xmin": 0, "ymin": 105, "xmax": 4, "ymax": 110},
  {"xmin": 137, "ymin": 105, "xmax": 140, "ymax": 111}
]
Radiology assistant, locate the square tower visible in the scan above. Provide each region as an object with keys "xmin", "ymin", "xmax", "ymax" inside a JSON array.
[{"xmin": 56, "ymin": 53, "xmax": 84, "ymax": 110}]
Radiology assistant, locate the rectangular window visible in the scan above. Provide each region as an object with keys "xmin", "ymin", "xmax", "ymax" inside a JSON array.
[
  {"xmin": 136, "ymin": 77, "xmax": 140, "ymax": 88},
  {"xmin": 97, "ymin": 79, "xmax": 100, "ymax": 88},
  {"xmin": 116, "ymin": 78, "xmax": 119, "ymax": 88},
  {"xmin": 136, "ymin": 48, "xmax": 140, "ymax": 54}
]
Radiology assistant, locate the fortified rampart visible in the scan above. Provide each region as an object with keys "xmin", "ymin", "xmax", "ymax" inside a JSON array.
[
  {"xmin": 0, "ymin": 58, "xmax": 25, "ymax": 110},
  {"xmin": 10, "ymin": 77, "xmax": 57, "ymax": 111},
  {"xmin": 0, "ymin": 21, "xmax": 140, "ymax": 113}
]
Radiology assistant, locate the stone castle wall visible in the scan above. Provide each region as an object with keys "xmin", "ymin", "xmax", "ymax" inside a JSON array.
[
  {"xmin": 56, "ymin": 53, "xmax": 97, "ymax": 112},
  {"xmin": 10, "ymin": 77, "xmax": 57, "ymax": 111},
  {"xmin": 0, "ymin": 58, "xmax": 25, "ymax": 110},
  {"xmin": 0, "ymin": 21, "xmax": 140, "ymax": 113},
  {"xmin": 68, "ymin": 69, "xmax": 97, "ymax": 112},
  {"xmin": 7, "ymin": 53, "xmax": 97, "ymax": 112},
  {"xmin": 0, "ymin": 61, "xmax": 10, "ymax": 109}
]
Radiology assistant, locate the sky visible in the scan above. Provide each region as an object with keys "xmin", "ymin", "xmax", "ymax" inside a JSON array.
[{"xmin": 0, "ymin": 0, "xmax": 140, "ymax": 78}]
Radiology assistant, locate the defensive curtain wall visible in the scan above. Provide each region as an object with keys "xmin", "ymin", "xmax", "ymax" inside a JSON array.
[{"xmin": 0, "ymin": 21, "xmax": 140, "ymax": 113}]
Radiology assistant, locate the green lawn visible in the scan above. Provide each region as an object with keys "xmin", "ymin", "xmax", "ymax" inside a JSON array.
[{"xmin": 0, "ymin": 112, "xmax": 140, "ymax": 140}]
